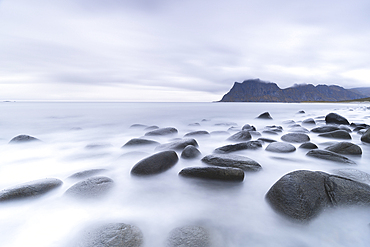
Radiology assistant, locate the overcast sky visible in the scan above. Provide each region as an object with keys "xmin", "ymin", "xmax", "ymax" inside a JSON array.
[{"xmin": 1, "ymin": 0, "xmax": 370, "ymax": 101}]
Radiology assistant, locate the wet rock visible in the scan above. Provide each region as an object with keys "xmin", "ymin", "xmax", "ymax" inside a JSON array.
[
  {"xmin": 332, "ymin": 168, "xmax": 370, "ymax": 185},
  {"xmin": 325, "ymin": 113, "xmax": 350, "ymax": 125},
  {"xmin": 144, "ymin": 127, "xmax": 178, "ymax": 136},
  {"xmin": 288, "ymin": 126, "xmax": 309, "ymax": 133},
  {"xmin": 361, "ymin": 128, "xmax": 370, "ymax": 143},
  {"xmin": 155, "ymin": 138, "xmax": 198, "ymax": 151},
  {"xmin": 318, "ymin": 130, "xmax": 352, "ymax": 139},
  {"xmin": 184, "ymin": 130, "xmax": 210, "ymax": 137},
  {"xmin": 302, "ymin": 118, "xmax": 316, "ymax": 125},
  {"xmin": 311, "ymin": 126, "xmax": 340, "ymax": 133},
  {"xmin": 122, "ymin": 138, "xmax": 160, "ymax": 148},
  {"xmin": 9, "ymin": 134, "xmax": 41, "ymax": 143},
  {"xmin": 257, "ymin": 112, "xmax": 273, "ymax": 119},
  {"xmin": 181, "ymin": 145, "xmax": 201, "ymax": 159},
  {"xmin": 297, "ymin": 110, "xmax": 305, "ymax": 114},
  {"xmin": 144, "ymin": 125, "xmax": 159, "ymax": 131},
  {"xmin": 0, "ymin": 178, "xmax": 63, "ymax": 202},
  {"xmin": 258, "ymin": 138, "xmax": 277, "ymax": 143},
  {"xmin": 299, "ymin": 142, "xmax": 318, "ymax": 149},
  {"xmin": 281, "ymin": 133, "xmax": 310, "ymax": 143},
  {"xmin": 214, "ymin": 140, "xmax": 262, "ymax": 154},
  {"xmin": 264, "ymin": 125, "xmax": 283, "ymax": 133},
  {"xmin": 306, "ymin": 149, "xmax": 356, "ymax": 164},
  {"xmin": 131, "ymin": 151, "xmax": 178, "ymax": 176},
  {"xmin": 339, "ymin": 125, "xmax": 352, "ymax": 133},
  {"xmin": 68, "ymin": 169, "xmax": 108, "ymax": 179},
  {"xmin": 325, "ymin": 142, "xmax": 362, "ymax": 155},
  {"xmin": 179, "ymin": 167, "xmax": 244, "ymax": 182},
  {"xmin": 65, "ymin": 176, "xmax": 114, "ymax": 199},
  {"xmin": 166, "ymin": 226, "xmax": 211, "ymax": 247},
  {"xmin": 242, "ymin": 124, "xmax": 256, "ymax": 131},
  {"xmin": 226, "ymin": 130, "xmax": 252, "ymax": 142},
  {"xmin": 201, "ymin": 154, "xmax": 261, "ymax": 172},
  {"xmin": 249, "ymin": 131, "xmax": 262, "ymax": 137},
  {"xmin": 130, "ymin": 124, "xmax": 148, "ymax": 129},
  {"xmin": 266, "ymin": 142, "xmax": 296, "ymax": 153},
  {"xmin": 73, "ymin": 223, "xmax": 144, "ymax": 247},
  {"xmin": 188, "ymin": 123, "xmax": 200, "ymax": 126}
]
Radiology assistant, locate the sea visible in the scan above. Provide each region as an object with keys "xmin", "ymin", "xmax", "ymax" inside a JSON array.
[{"xmin": 0, "ymin": 101, "xmax": 369, "ymax": 247}]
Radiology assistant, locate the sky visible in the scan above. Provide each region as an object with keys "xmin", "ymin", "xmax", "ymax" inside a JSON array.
[{"xmin": 1, "ymin": 0, "xmax": 370, "ymax": 102}]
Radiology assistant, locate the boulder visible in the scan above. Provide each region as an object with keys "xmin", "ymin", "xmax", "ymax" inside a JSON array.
[
  {"xmin": 325, "ymin": 113, "xmax": 350, "ymax": 125},
  {"xmin": 339, "ymin": 125, "xmax": 352, "ymax": 133},
  {"xmin": 121, "ymin": 138, "xmax": 160, "ymax": 148},
  {"xmin": 131, "ymin": 151, "xmax": 178, "ymax": 176},
  {"xmin": 258, "ymin": 137, "xmax": 277, "ymax": 143},
  {"xmin": 9, "ymin": 134, "xmax": 41, "ymax": 144},
  {"xmin": 179, "ymin": 167, "xmax": 244, "ymax": 182},
  {"xmin": 155, "ymin": 138, "xmax": 198, "ymax": 151},
  {"xmin": 166, "ymin": 226, "xmax": 211, "ymax": 247},
  {"xmin": 265, "ymin": 142, "xmax": 296, "ymax": 153},
  {"xmin": 0, "ymin": 178, "xmax": 62, "ymax": 202},
  {"xmin": 181, "ymin": 145, "xmax": 201, "ymax": 159},
  {"xmin": 332, "ymin": 168, "xmax": 370, "ymax": 185},
  {"xmin": 214, "ymin": 141, "xmax": 262, "ymax": 154},
  {"xmin": 226, "ymin": 130, "xmax": 252, "ymax": 142},
  {"xmin": 242, "ymin": 124, "xmax": 256, "ymax": 131},
  {"xmin": 68, "ymin": 169, "xmax": 107, "ymax": 179},
  {"xmin": 302, "ymin": 118, "xmax": 316, "ymax": 125},
  {"xmin": 311, "ymin": 126, "xmax": 340, "ymax": 133},
  {"xmin": 65, "ymin": 176, "xmax": 114, "ymax": 199},
  {"xmin": 144, "ymin": 127, "xmax": 178, "ymax": 136},
  {"xmin": 361, "ymin": 128, "xmax": 370, "ymax": 143},
  {"xmin": 257, "ymin": 112, "xmax": 273, "ymax": 119},
  {"xmin": 130, "ymin": 124, "xmax": 148, "ymax": 129},
  {"xmin": 249, "ymin": 131, "xmax": 262, "ymax": 137},
  {"xmin": 201, "ymin": 154, "xmax": 261, "ymax": 172},
  {"xmin": 318, "ymin": 130, "xmax": 352, "ymax": 139},
  {"xmin": 299, "ymin": 142, "xmax": 318, "ymax": 150},
  {"xmin": 281, "ymin": 133, "xmax": 310, "ymax": 143},
  {"xmin": 325, "ymin": 142, "xmax": 362, "ymax": 155},
  {"xmin": 288, "ymin": 126, "xmax": 310, "ymax": 133},
  {"xmin": 264, "ymin": 125, "xmax": 283, "ymax": 133},
  {"xmin": 184, "ymin": 131, "xmax": 210, "ymax": 137},
  {"xmin": 144, "ymin": 125, "xmax": 159, "ymax": 131},
  {"xmin": 306, "ymin": 149, "xmax": 356, "ymax": 165}
]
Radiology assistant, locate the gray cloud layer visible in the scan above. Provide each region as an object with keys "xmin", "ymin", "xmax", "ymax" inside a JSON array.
[{"xmin": 1, "ymin": 0, "xmax": 370, "ymax": 101}]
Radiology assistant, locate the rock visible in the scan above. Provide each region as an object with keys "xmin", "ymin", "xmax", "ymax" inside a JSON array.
[
  {"xmin": 257, "ymin": 112, "xmax": 273, "ymax": 119},
  {"xmin": 181, "ymin": 145, "xmax": 201, "ymax": 159},
  {"xmin": 339, "ymin": 125, "xmax": 352, "ymax": 133},
  {"xmin": 68, "ymin": 169, "xmax": 107, "ymax": 179},
  {"xmin": 188, "ymin": 123, "xmax": 200, "ymax": 126},
  {"xmin": 258, "ymin": 138, "xmax": 277, "ymax": 143},
  {"xmin": 130, "ymin": 124, "xmax": 148, "ymax": 129},
  {"xmin": 297, "ymin": 110, "xmax": 305, "ymax": 114},
  {"xmin": 288, "ymin": 126, "xmax": 310, "ymax": 133},
  {"xmin": 332, "ymin": 168, "xmax": 370, "ymax": 185},
  {"xmin": 65, "ymin": 176, "xmax": 114, "ymax": 199},
  {"xmin": 249, "ymin": 131, "xmax": 262, "ymax": 137},
  {"xmin": 0, "ymin": 178, "xmax": 63, "ymax": 202},
  {"xmin": 242, "ymin": 124, "xmax": 256, "ymax": 131},
  {"xmin": 299, "ymin": 142, "xmax": 318, "ymax": 149},
  {"xmin": 201, "ymin": 154, "xmax": 261, "ymax": 172},
  {"xmin": 166, "ymin": 226, "xmax": 211, "ymax": 247},
  {"xmin": 325, "ymin": 113, "xmax": 350, "ymax": 125},
  {"xmin": 144, "ymin": 125, "xmax": 159, "ymax": 131},
  {"xmin": 9, "ymin": 134, "xmax": 41, "ymax": 143},
  {"xmin": 325, "ymin": 142, "xmax": 362, "ymax": 155},
  {"xmin": 214, "ymin": 141, "xmax": 262, "ymax": 154},
  {"xmin": 131, "ymin": 151, "xmax": 178, "ymax": 176},
  {"xmin": 215, "ymin": 122, "xmax": 237, "ymax": 126},
  {"xmin": 144, "ymin": 127, "xmax": 178, "ymax": 136},
  {"xmin": 226, "ymin": 130, "xmax": 252, "ymax": 142},
  {"xmin": 302, "ymin": 118, "xmax": 316, "ymax": 125},
  {"xmin": 73, "ymin": 223, "xmax": 144, "ymax": 247},
  {"xmin": 155, "ymin": 138, "xmax": 198, "ymax": 151},
  {"xmin": 306, "ymin": 149, "xmax": 356, "ymax": 164},
  {"xmin": 318, "ymin": 130, "xmax": 352, "ymax": 139},
  {"xmin": 361, "ymin": 128, "xmax": 370, "ymax": 143},
  {"xmin": 281, "ymin": 133, "xmax": 310, "ymax": 143},
  {"xmin": 264, "ymin": 125, "xmax": 283, "ymax": 133},
  {"xmin": 184, "ymin": 130, "xmax": 210, "ymax": 137},
  {"xmin": 262, "ymin": 130, "xmax": 279, "ymax": 135},
  {"xmin": 121, "ymin": 138, "xmax": 160, "ymax": 148},
  {"xmin": 85, "ymin": 143, "xmax": 113, "ymax": 149},
  {"xmin": 311, "ymin": 126, "xmax": 340, "ymax": 133},
  {"xmin": 265, "ymin": 142, "xmax": 296, "ymax": 153},
  {"xmin": 179, "ymin": 167, "xmax": 244, "ymax": 182}
]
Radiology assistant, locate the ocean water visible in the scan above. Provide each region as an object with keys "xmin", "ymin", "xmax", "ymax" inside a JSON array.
[{"xmin": 0, "ymin": 102, "xmax": 369, "ymax": 247}]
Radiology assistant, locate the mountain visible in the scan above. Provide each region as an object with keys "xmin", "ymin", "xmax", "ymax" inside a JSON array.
[
  {"xmin": 219, "ymin": 79, "xmax": 367, "ymax": 102},
  {"xmin": 350, "ymin": 87, "xmax": 370, "ymax": 97}
]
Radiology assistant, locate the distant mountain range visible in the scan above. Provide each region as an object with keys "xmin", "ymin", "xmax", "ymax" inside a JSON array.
[{"xmin": 219, "ymin": 79, "xmax": 370, "ymax": 102}]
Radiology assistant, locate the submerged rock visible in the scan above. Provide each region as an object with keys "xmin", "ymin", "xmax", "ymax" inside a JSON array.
[
  {"xmin": 325, "ymin": 142, "xmax": 362, "ymax": 155},
  {"xmin": 361, "ymin": 128, "xmax": 370, "ymax": 143},
  {"xmin": 131, "ymin": 151, "xmax": 179, "ymax": 176},
  {"xmin": 179, "ymin": 167, "xmax": 244, "ymax": 182},
  {"xmin": 214, "ymin": 141, "xmax": 262, "ymax": 154},
  {"xmin": 122, "ymin": 138, "xmax": 160, "ymax": 148},
  {"xmin": 226, "ymin": 130, "xmax": 252, "ymax": 142},
  {"xmin": 155, "ymin": 138, "xmax": 198, "ymax": 151},
  {"xmin": 281, "ymin": 133, "xmax": 310, "ymax": 143},
  {"xmin": 201, "ymin": 154, "xmax": 261, "ymax": 172},
  {"xmin": 302, "ymin": 118, "xmax": 316, "ymax": 125},
  {"xmin": 306, "ymin": 149, "xmax": 356, "ymax": 165},
  {"xmin": 257, "ymin": 112, "xmax": 273, "ymax": 119},
  {"xmin": 242, "ymin": 124, "xmax": 256, "ymax": 131},
  {"xmin": 299, "ymin": 142, "xmax": 318, "ymax": 150},
  {"xmin": 258, "ymin": 137, "xmax": 277, "ymax": 143},
  {"xmin": 311, "ymin": 126, "xmax": 340, "ymax": 133},
  {"xmin": 318, "ymin": 130, "xmax": 352, "ymax": 139},
  {"xmin": 332, "ymin": 168, "xmax": 370, "ymax": 185},
  {"xmin": 265, "ymin": 142, "xmax": 296, "ymax": 153},
  {"xmin": 166, "ymin": 226, "xmax": 211, "ymax": 247},
  {"xmin": 325, "ymin": 113, "xmax": 350, "ymax": 125},
  {"xmin": 65, "ymin": 176, "xmax": 114, "ymax": 199},
  {"xmin": 68, "ymin": 169, "xmax": 108, "ymax": 179},
  {"xmin": 184, "ymin": 130, "xmax": 210, "ymax": 137},
  {"xmin": 9, "ymin": 134, "xmax": 41, "ymax": 143},
  {"xmin": 181, "ymin": 145, "xmax": 201, "ymax": 159},
  {"xmin": 0, "ymin": 178, "xmax": 63, "ymax": 202},
  {"xmin": 144, "ymin": 127, "xmax": 178, "ymax": 136}
]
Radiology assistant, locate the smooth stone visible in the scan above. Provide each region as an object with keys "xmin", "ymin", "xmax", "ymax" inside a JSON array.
[
  {"xmin": 181, "ymin": 145, "xmax": 201, "ymax": 159},
  {"xmin": 302, "ymin": 118, "xmax": 316, "ymax": 125},
  {"xmin": 306, "ymin": 149, "xmax": 356, "ymax": 164},
  {"xmin": 297, "ymin": 110, "xmax": 305, "ymax": 114},
  {"xmin": 264, "ymin": 125, "xmax": 283, "ymax": 133},
  {"xmin": 184, "ymin": 130, "xmax": 210, "ymax": 137},
  {"xmin": 288, "ymin": 126, "xmax": 309, "ymax": 133},
  {"xmin": 130, "ymin": 124, "xmax": 148, "ymax": 129},
  {"xmin": 249, "ymin": 131, "xmax": 262, "ymax": 137},
  {"xmin": 325, "ymin": 113, "xmax": 350, "ymax": 125},
  {"xmin": 155, "ymin": 138, "xmax": 198, "ymax": 151},
  {"xmin": 361, "ymin": 128, "xmax": 370, "ymax": 143},
  {"xmin": 281, "ymin": 133, "xmax": 310, "ymax": 143},
  {"xmin": 131, "ymin": 151, "xmax": 178, "ymax": 175},
  {"xmin": 299, "ymin": 142, "xmax": 318, "ymax": 149},
  {"xmin": 332, "ymin": 168, "xmax": 370, "ymax": 185},
  {"xmin": 9, "ymin": 134, "xmax": 41, "ymax": 143},
  {"xmin": 258, "ymin": 138, "xmax": 277, "ymax": 143},
  {"xmin": 318, "ymin": 130, "xmax": 352, "ymax": 139},
  {"xmin": 179, "ymin": 167, "xmax": 244, "ymax": 182},
  {"xmin": 201, "ymin": 154, "xmax": 261, "ymax": 172},
  {"xmin": 265, "ymin": 142, "xmax": 296, "ymax": 153},
  {"xmin": 144, "ymin": 125, "xmax": 159, "ymax": 131},
  {"xmin": 65, "ymin": 176, "xmax": 114, "ymax": 199},
  {"xmin": 242, "ymin": 124, "xmax": 256, "ymax": 131},
  {"xmin": 257, "ymin": 112, "xmax": 273, "ymax": 119},
  {"xmin": 214, "ymin": 141, "xmax": 262, "ymax": 154},
  {"xmin": 325, "ymin": 142, "xmax": 362, "ymax": 155},
  {"xmin": 144, "ymin": 127, "xmax": 178, "ymax": 136},
  {"xmin": 121, "ymin": 138, "xmax": 160, "ymax": 148},
  {"xmin": 262, "ymin": 130, "xmax": 279, "ymax": 135},
  {"xmin": 0, "ymin": 178, "xmax": 63, "ymax": 202},
  {"xmin": 72, "ymin": 223, "xmax": 144, "ymax": 247},
  {"xmin": 226, "ymin": 130, "xmax": 252, "ymax": 142},
  {"xmin": 311, "ymin": 126, "xmax": 340, "ymax": 133},
  {"xmin": 166, "ymin": 226, "xmax": 211, "ymax": 247},
  {"xmin": 68, "ymin": 169, "xmax": 107, "ymax": 179},
  {"xmin": 339, "ymin": 125, "xmax": 352, "ymax": 133}
]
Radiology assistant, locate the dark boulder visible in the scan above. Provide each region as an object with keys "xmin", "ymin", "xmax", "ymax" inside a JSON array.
[
  {"xmin": 258, "ymin": 137, "xmax": 277, "ymax": 143},
  {"xmin": 131, "ymin": 151, "xmax": 178, "ymax": 176},
  {"xmin": 257, "ymin": 112, "xmax": 273, "ymax": 119},
  {"xmin": 155, "ymin": 138, "xmax": 198, "ymax": 151},
  {"xmin": 9, "ymin": 134, "xmax": 41, "ymax": 144},
  {"xmin": 68, "ymin": 169, "xmax": 107, "ymax": 179},
  {"xmin": 201, "ymin": 154, "xmax": 261, "ymax": 172},
  {"xmin": 302, "ymin": 118, "xmax": 316, "ymax": 125},
  {"xmin": 181, "ymin": 145, "xmax": 201, "ymax": 159},
  {"xmin": 65, "ymin": 176, "xmax": 114, "ymax": 199},
  {"xmin": 144, "ymin": 127, "xmax": 178, "ymax": 136},
  {"xmin": 0, "ymin": 178, "xmax": 62, "ymax": 202},
  {"xmin": 184, "ymin": 130, "xmax": 210, "ymax": 137},
  {"xmin": 281, "ymin": 133, "xmax": 310, "ymax": 143},
  {"xmin": 311, "ymin": 126, "xmax": 340, "ymax": 133},
  {"xmin": 318, "ymin": 130, "xmax": 351, "ymax": 139},
  {"xmin": 242, "ymin": 124, "xmax": 256, "ymax": 131},
  {"xmin": 299, "ymin": 142, "xmax": 318, "ymax": 150},
  {"xmin": 226, "ymin": 130, "xmax": 252, "ymax": 142},
  {"xmin": 265, "ymin": 142, "xmax": 296, "ymax": 153},
  {"xmin": 179, "ymin": 167, "xmax": 244, "ymax": 182},
  {"xmin": 144, "ymin": 125, "xmax": 159, "ymax": 131},
  {"xmin": 288, "ymin": 126, "xmax": 310, "ymax": 133},
  {"xmin": 325, "ymin": 113, "xmax": 350, "ymax": 125},
  {"xmin": 306, "ymin": 149, "xmax": 356, "ymax": 165},
  {"xmin": 214, "ymin": 141, "xmax": 262, "ymax": 154},
  {"xmin": 361, "ymin": 128, "xmax": 370, "ymax": 143},
  {"xmin": 325, "ymin": 142, "xmax": 362, "ymax": 155},
  {"xmin": 121, "ymin": 138, "xmax": 160, "ymax": 148},
  {"xmin": 166, "ymin": 226, "xmax": 211, "ymax": 247},
  {"xmin": 264, "ymin": 125, "xmax": 283, "ymax": 133}
]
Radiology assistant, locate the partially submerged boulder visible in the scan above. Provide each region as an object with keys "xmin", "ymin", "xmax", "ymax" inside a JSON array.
[
  {"xmin": 144, "ymin": 127, "xmax": 178, "ymax": 136},
  {"xmin": 214, "ymin": 141, "xmax": 262, "ymax": 154},
  {"xmin": 9, "ymin": 134, "xmax": 41, "ymax": 144},
  {"xmin": 68, "ymin": 169, "xmax": 107, "ymax": 180},
  {"xmin": 122, "ymin": 138, "xmax": 160, "ymax": 148},
  {"xmin": 265, "ymin": 142, "xmax": 296, "ymax": 153},
  {"xmin": 361, "ymin": 128, "xmax": 370, "ymax": 143},
  {"xmin": 281, "ymin": 133, "xmax": 310, "ymax": 143},
  {"xmin": 306, "ymin": 149, "xmax": 356, "ymax": 165},
  {"xmin": 311, "ymin": 126, "xmax": 340, "ymax": 133},
  {"xmin": 299, "ymin": 142, "xmax": 318, "ymax": 150},
  {"xmin": 201, "ymin": 154, "xmax": 261, "ymax": 172},
  {"xmin": 325, "ymin": 142, "xmax": 362, "ymax": 155},
  {"xmin": 166, "ymin": 226, "xmax": 211, "ymax": 247},
  {"xmin": 318, "ymin": 130, "xmax": 352, "ymax": 139},
  {"xmin": 131, "ymin": 151, "xmax": 178, "ymax": 176},
  {"xmin": 181, "ymin": 145, "xmax": 201, "ymax": 159},
  {"xmin": 155, "ymin": 139, "xmax": 198, "ymax": 151},
  {"xmin": 226, "ymin": 130, "xmax": 252, "ymax": 142},
  {"xmin": 184, "ymin": 130, "xmax": 210, "ymax": 137},
  {"xmin": 325, "ymin": 113, "xmax": 350, "ymax": 125},
  {"xmin": 179, "ymin": 167, "xmax": 244, "ymax": 182},
  {"xmin": 65, "ymin": 176, "xmax": 114, "ymax": 199},
  {"xmin": 257, "ymin": 112, "xmax": 273, "ymax": 119}
]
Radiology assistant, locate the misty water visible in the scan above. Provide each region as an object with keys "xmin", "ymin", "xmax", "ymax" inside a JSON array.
[{"xmin": 0, "ymin": 102, "xmax": 370, "ymax": 247}]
